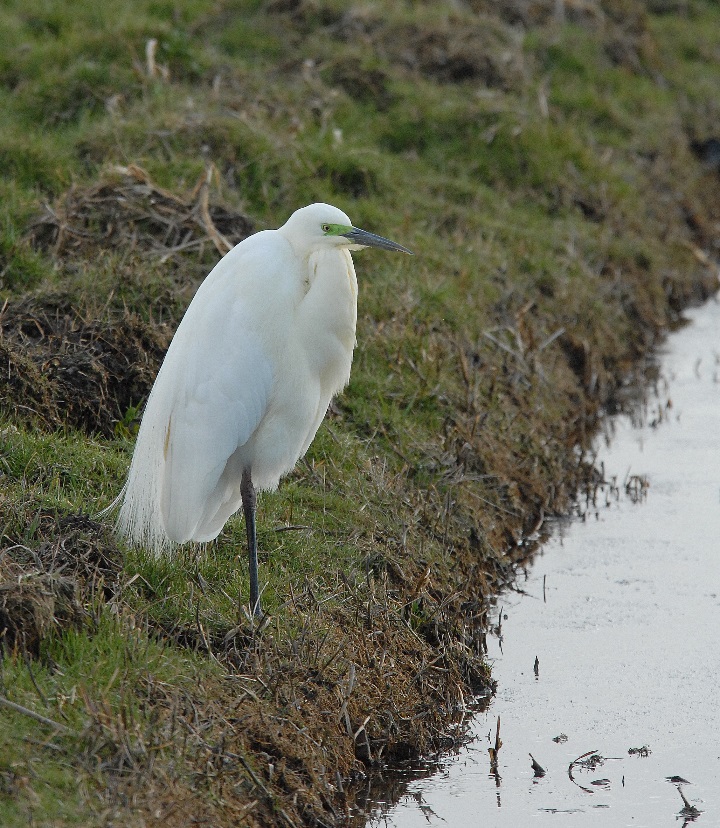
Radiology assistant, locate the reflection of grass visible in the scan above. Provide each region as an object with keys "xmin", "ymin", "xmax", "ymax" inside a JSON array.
[{"xmin": 1, "ymin": 0, "xmax": 720, "ymax": 824}]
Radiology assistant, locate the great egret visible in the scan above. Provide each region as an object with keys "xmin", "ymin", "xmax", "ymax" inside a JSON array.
[{"xmin": 114, "ymin": 202, "xmax": 412, "ymax": 616}]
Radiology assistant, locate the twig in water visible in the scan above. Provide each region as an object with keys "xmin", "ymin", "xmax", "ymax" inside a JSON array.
[
  {"xmin": 488, "ymin": 716, "xmax": 502, "ymax": 771},
  {"xmin": 530, "ymin": 753, "xmax": 546, "ymax": 777},
  {"xmin": 568, "ymin": 749, "xmax": 601, "ymax": 793},
  {"xmin": 677, "ymin": 786, "xmax": 701, "ymax": 818}
]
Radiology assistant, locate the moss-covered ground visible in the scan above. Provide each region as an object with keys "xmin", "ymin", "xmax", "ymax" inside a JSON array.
[{"xmin": 1, "ymin": 1, "xmax": 719, "ymax": 825}]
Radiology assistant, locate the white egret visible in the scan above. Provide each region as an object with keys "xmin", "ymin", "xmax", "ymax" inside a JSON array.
[{"xmin": 114, "ymin": 202, "xmax": 412, "ymax": 616}]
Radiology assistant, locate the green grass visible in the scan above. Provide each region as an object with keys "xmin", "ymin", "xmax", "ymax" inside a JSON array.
[
  {"xmin": 2, "ymin": 0, "xmax": 720, "ymax": 823},
  {"xmin": 0, "ymin": 612, "xmax": 213, "ymax": 827}
]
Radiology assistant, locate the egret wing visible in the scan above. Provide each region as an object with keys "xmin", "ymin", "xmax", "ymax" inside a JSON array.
[
  {"xmin": 158, "ymin": 296, "xmax": 272, "ymax": 542},
  {"xmin": 118, "ymin": 236, "xmax": 288, "ymax": 553}
]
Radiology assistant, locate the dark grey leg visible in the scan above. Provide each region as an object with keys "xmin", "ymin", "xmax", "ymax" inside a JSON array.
[{"xmin": 241, "ymin": 469, "xmax": 261, "ymax": 618}]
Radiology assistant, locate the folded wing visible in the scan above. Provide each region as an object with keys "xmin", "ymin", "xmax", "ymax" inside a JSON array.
[{"xmin": 117, "ymin": 245, "xmax": 277, "ymax": 554}]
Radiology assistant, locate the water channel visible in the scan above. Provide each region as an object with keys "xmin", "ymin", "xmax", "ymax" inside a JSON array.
[{"xmin": 369, "ymin": 291, "xmax": 720, "ymax": 827}]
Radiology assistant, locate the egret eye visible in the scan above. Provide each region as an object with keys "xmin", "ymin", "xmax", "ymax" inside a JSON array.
[{"xmin": 322, "ymin": 224, "xmax": 331, "ymax": 233}]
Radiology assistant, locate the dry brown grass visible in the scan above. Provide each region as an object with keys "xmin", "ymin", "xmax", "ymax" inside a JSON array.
[{"xmin": 27, "ymin": 164, "xmax": 254, "ymax": 264}]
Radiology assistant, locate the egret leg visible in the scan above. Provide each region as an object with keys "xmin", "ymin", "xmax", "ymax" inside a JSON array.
[{"xmin": 241, "ymin": 470, "xmax": 261, "ymax": 618}]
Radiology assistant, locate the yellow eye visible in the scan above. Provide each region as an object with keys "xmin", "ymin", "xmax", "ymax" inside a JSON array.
[{"xmin": 322, "ymin": 224, "xmax": 331, "ymax": 232}]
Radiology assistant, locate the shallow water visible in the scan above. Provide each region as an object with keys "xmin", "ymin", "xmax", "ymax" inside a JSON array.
[{"xmin": 371, "ymin": 292, "xmax": 720, "ymax": 827}]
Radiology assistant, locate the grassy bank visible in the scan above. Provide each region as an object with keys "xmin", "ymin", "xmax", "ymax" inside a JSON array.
[{"xmin": 1, "ymin": 1, "xmax": 719, "ymax": 825}]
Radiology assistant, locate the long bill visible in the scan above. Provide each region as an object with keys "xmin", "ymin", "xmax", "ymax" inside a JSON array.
[{"xmin": 342, "ymin": 227, "xmax": 414, "ymax": 254}]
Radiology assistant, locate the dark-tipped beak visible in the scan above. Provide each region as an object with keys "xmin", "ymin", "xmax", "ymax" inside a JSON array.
[{"xmin": 342, "ymin": 227, "xmax": 414, "ymax": 254}]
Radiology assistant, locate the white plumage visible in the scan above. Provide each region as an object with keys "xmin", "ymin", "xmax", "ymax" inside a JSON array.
[{"xmin": 114, "ymin": 202, "xmax": 411, "ymax": 614}]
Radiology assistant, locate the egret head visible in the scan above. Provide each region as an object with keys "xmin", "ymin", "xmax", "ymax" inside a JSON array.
[{"xmin": 280, "ymin": 203, "xmax": 413, "ymax": 256}]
